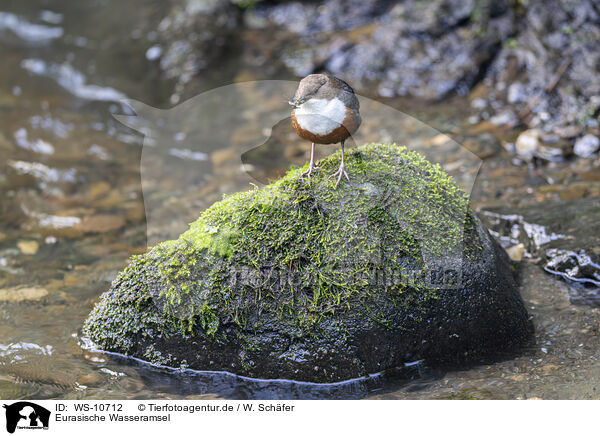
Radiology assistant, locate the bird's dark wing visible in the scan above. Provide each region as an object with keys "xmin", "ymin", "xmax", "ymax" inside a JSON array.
[
  {"xmin": 327, "ymin": 75, "xmax": 360, "ymax": 111},
  {"xmin": 327, "ymin": 74, "xmax": 355, "ymax": 95}
]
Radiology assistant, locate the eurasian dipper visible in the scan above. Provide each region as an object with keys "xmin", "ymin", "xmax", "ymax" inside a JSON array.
[{"xmin": 290, "ymin": 74, "xmax": 361, "ymax": 188}]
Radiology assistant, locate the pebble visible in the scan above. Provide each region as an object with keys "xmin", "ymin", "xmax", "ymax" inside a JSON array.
[
  {"xmin": 489, "ymin": 111, "xmax": 515, "ymax": 126},
  {"xmin": 536, "ymin": 144, "xmax": 566, "ymax": 162},
  {"xmin": 17, "ymin": 240, "xmax": 39, "ymax": 255},
  {"xmin": 573, "ymin": 134, "xmax": 600, "ymax": 158},
  {"xmin": 77, "ymin": 373, "xmax": 101, "ymax": 385},
  {"xmin": 507, "ymin": 82, "xmax": 525, "ymax": 104},
  {"xmin": 92, "ymin": 189, "xmax": 128, "ymax": 208},
  {"xmin": 541, "ymin": 364, "xmax": 560, "ymax": 373},
  {"xmin": 554, "ymin": 125, "xmax": 582, "ymax": 138},
  {"xmin": 74, "ymin": 215, "xmax": 126, "ymax": 233},
  {"xmin": 559, "ymin": 185, "xmax": 587, "ymax": 200},
  {"xmin": 470, "ymin": 98, "xmax": 487, "ymax": 110},
  {"xmin": 88, "ymin": 181, "xmax": 112, "ymax": 199},
  {"xmin": 145, "ymin": 45, "xmax": 162, "ymax": 61},
  {"xmin": 0, "ymin": 286, "xmax": 48, "ymax": 302},
  {"xmin": 125, "ymin": 202, "xmax": 146, "ymax": 222},
  {"xmin": 428, "ymin": 134, "xmax": 452, "ymax": 147},
  {"xmin": 515, "ymin": 129, "xmax": 541, "ymax": 160},
  {"xmin": 506, "ymin": 243, "xmax": 526, "ymax": 261}
]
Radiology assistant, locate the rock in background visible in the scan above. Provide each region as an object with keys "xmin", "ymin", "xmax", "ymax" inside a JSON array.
[
  {"xmin": 480, "ymin": 0, "xmax": 600, "ymax": 134},
  {"xmin": 259, "ymin": 0, "xmax": 515, "ymax": 100},
  {"xmin": 151, "ymin": 0, "xmax": 242, "ymax": 102},
  {"xmin": 480, "ymin": 198, "xmax": 600, "ymax": 306},
  {"xmin": 147, "ymin": 0, "xmax": 600, "ymax": 153},
  {"xmin": 150, "ymin": 0, "xmax": 515, "ymax": 101}
]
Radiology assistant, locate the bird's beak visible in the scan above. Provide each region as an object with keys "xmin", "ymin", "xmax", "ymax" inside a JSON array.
[{"xmin": 289, "ymin": 97, "xmax": 304, "ymax": 108}]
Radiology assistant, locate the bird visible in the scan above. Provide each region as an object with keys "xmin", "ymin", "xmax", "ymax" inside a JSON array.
[{"xmin": 290, "ymin": 74, "xmax": 361, "ymax": 188}]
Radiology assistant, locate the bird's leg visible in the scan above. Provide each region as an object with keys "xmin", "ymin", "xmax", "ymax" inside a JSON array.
[
  {"xmin": 301, "ymin": 142, "xmax": 318, "ymax": 179},
  {"xmin": 328, "ymin": 140, "xmax": 350, "ymax": 188}
]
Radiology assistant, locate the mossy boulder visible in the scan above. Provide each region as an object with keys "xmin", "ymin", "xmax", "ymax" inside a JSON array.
[{"xmin": 83, "ymin": 143, "xmax": 532, "ymax": 382}]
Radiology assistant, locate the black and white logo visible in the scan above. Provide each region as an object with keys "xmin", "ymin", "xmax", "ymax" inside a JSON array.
[{"xmin": 3, "ymin": 402, "xmax": 50, "ymax": 434}]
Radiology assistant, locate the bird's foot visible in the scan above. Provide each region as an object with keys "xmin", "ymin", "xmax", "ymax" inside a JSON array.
[
  {"xmin": 300, "ymin": 163, "xmax": 318, "ymax": 179},
  {"xmin": 328, "ymin": 163, "xmax": 350, "ymax": 188}
]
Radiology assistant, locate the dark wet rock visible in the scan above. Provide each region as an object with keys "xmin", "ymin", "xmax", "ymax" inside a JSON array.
[
  {"xmin": 152, "ymin": 0, "xmax": 600, "ymax": 134},
  {"xmin": 152, "ymin": 0, "xmax": 515, "ymax": 101},
  {"xmin": 258, "ymin": 0, "xmax": 391, "ymax": 35},
  {"xmin": 257, "ymin": 0, "xmax": 515, "ymax": 99},
  {"xmin": 84, "ymin": 144, "xmax": 531, "ymax": 382},
  {"xmin": 480, "ymin": 198, "xmax": 600, "ymax": 305},
  {"xmin": 482, "ymin": 0, "xmax": 600, "ymax": 133},
  {"xmin": 153, "ymin": 0, "xmax": 242, "ymax": 96},
  {"xmin": 544, "ymin": 249, "xmax": 600, "ymax": 289}
]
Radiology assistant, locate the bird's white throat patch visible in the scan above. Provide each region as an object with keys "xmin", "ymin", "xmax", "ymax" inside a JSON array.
[{"xmin": 295, "ymin": 98, "xmax": 346, "ymax": 135}]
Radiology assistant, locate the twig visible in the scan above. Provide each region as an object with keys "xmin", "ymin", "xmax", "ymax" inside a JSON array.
[{"xmin": 545, "ymin": 57, "xmax": 571, "ymax": 93}]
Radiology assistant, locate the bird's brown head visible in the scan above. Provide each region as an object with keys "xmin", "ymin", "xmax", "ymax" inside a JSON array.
[{"xmin": 290, "ymin": 74, "xmax": 331, "ymax": 108}]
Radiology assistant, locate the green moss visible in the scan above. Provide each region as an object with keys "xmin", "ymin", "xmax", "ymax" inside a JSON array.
[
  {"xmin": 503, "ymin": 38, "xmax": 518, "ymax": 49},
  {"xmin": 143, "ymin": 344, "xmax": 172, "ymax": 366},
  {"xmin": 84, "ymin": 143, "xmax": 474, "ymax": 353}
]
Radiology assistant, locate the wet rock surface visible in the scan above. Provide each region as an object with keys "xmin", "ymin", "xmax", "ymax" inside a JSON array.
[
  {"xmin": 153, "ymin": 0, "xmax": 516, "ymax": 101},
  {"xmin": 83, "ymin": 144, "xmax": 532, "ymax": 382},
  {"xmin": 480, "ymin": 198, "xmax": 600, "ymax": 305},
  {"xmin": 481, "ymin": 0, "xmax": 600, "ymax": 135},
  {"xmin": 152, "ymin": 0, "xmax": 241, "ymax": 99},
  {"xmin": 151, "ymin": 0, "xmax": 600, "ymax": 155},
  {"xmin": 254, "ymin": 0, "xmax": 514, "ymax": 100}
]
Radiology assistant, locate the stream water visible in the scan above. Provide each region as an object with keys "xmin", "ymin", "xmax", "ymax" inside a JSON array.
[{"xmin": 1, "ymin": 0, "xmax": 599, "ymax": 400}]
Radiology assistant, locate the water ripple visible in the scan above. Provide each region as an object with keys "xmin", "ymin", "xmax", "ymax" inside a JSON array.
[
  {"xmin": 20, "ymin": 58, "xmax": 127, "ymax": 102},
  {"xmin": 0, "ymin": 11, "xmax": 63, "ymax": 42}
]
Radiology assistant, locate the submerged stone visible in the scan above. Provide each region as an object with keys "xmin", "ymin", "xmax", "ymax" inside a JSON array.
[
  {"xmin": 481, "ymin": 198, "xmax": 600, "ymax": 306},
  {"xmin": 83, "ymin": 143, "xmax": 532, "ymax": 382}
]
